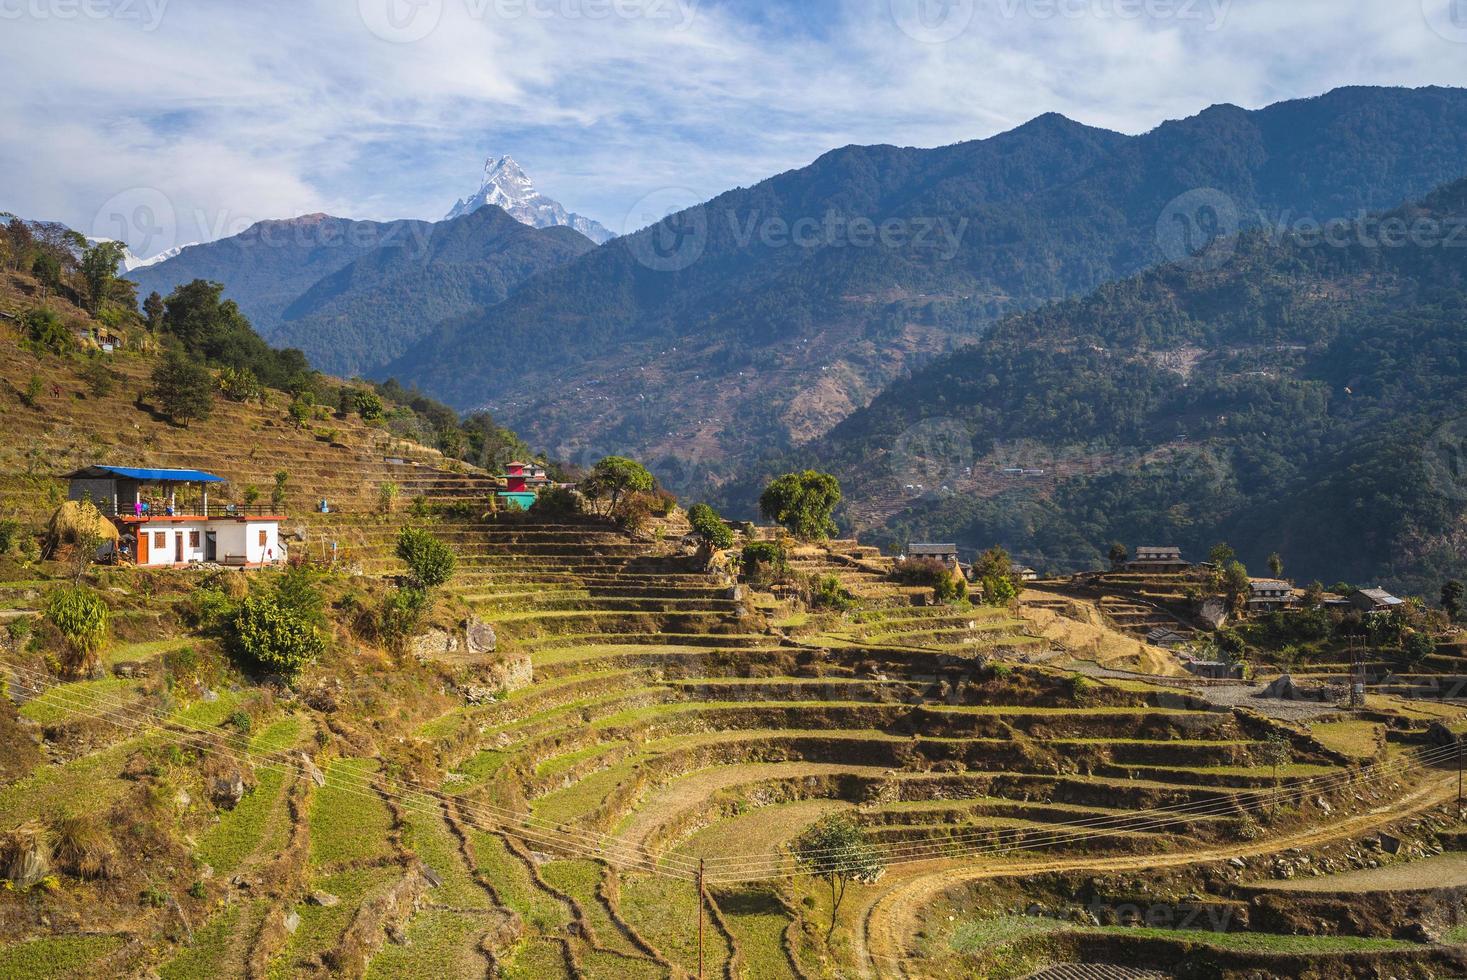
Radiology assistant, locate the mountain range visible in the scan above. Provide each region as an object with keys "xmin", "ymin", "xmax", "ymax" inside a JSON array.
[
  {"xmin": 129, "ymin": 207, "xmax": 595, "ymax": 378},
  {"xmin": 723, "ymin": 176, "xmax": 1467, "ymax": 594},
  {"xmin": 119, "ymin": 85, "xmax": 1467, "ymax": 589},
  {"xmin": 445, "ymin": 155, "xmax": 616, "ymax": 244},
  {"xmin": 376, "ymin": 86, "xmax": 1467, "ymax": 485}
]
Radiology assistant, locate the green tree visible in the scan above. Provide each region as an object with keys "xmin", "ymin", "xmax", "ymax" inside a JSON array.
[
  {"xmin": 1258, "ymin": 734, "xmax": 1292, "ymax": 812},
  {"xmin": 688, "ymin": 503, "xmax": 734, "ymax": 551},
  {"xmin": 583, "ymin": 456, "xmax": 655, "ymax": 518},
  {"xmin": 231, "ymin": 593, "xmax": 325, "ymax": 678},
  {"xmin": 150, "ymin": 348, "xmax": 214, "ymax": 425},
  {"xmin": 79, "ymin": 240, "xmax": 126, "ymax": 314},
  {"xmin": 1209, "ymin": 542, "xmax": 1237, "ymax": 567},
  {"xmin": 790, "ymin": 816, "xmax": 884, "ymax": 939},
  {"xmin": 759, "ymin": 471, "xmax": 842, "ymax": 540},
  {"xmin": 981, "ymin": 574, "xmax": 1017, "ymax": 607},
  {"xmin": 217, "ymin": 366, "xmax": 263, "ymax": 402},
  {"xmin": 396, "ymin": 527, "xmax": 456, "ymax": 591},
  {"xmin": 1443, "ymin": 580, "xmax": 1465, "ymax": 621},
  {"xmin": 1267, "ymin": 552, "xmax": 1284, "ymax": 579},
  {"xmin": 45, "ymin": 585, "xmax": 110, "ymax": 677},
  {"xmin": 271, "ymin": 470, "xmax": 289, "ymax": 511},
  {"xmin": 142, "ymin": 291, "xmax": 165, "ymax": 331},
  {"xmin": 1403, "ymin": 630, "xmax": 1436, "ymax": 666},
  {"xmin": 79, "ymin": 358, "xmax": 114, "ymax": 397},
  {"xmin": 1220, "ymin": 560, "xmax": 1251, "ymax": 614},
  {"xmin": 24, "ymin": 308, "xmax": 73, "ymax": 354},
  {"xmin": 1107, "ymin": 542, "xmax": 1129, "ymax": 569}
]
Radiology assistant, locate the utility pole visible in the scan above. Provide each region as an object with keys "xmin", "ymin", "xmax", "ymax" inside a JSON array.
[{"xmin": 697, "ymin": 858, "xmax": 706, "ymax": 980}]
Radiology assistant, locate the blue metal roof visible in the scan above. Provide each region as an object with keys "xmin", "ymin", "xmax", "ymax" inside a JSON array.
[{"xmin": 68, "ymin": 465, "xmax": 226, "ymax": 484}]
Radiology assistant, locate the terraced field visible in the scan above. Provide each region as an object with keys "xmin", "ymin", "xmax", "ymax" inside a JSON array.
[{"xmin": 1, "ymin": 402, "xmax": 1460, "ymax": 980}]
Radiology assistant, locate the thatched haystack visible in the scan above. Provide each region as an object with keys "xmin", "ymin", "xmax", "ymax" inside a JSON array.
[{"xmin": 44, "ymin": 499, "xmax": 118, "ymax": 560}]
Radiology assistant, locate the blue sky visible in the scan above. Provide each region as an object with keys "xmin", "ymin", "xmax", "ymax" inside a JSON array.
[{"xmin": 4, "ymin": 0, "xmax": 1467, "ymax": 257}]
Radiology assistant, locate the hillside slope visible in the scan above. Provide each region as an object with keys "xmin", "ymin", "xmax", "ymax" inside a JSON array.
[
  {"xmin": 129, "ymin": 207, "xmax": 595, "ymax": 377},
  {"xmin": 739, "ymin": 177, "xmax": 1467, "ymax": 594},
  {"xmin": 385, "ymin": 86, "xmax": 1467, "ymax": 482}
]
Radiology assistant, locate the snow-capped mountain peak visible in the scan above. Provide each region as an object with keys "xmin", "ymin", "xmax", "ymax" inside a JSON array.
[{"xmin": 445, "ymin": 154, "xmax": 614, "ymax": 244}]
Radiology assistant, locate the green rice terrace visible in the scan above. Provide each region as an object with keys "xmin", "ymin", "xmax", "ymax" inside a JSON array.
[{"xmin": 3, "ymin": 338, "xmax": 1467, "ymax": 978}]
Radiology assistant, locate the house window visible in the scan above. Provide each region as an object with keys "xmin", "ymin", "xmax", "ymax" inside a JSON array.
[
  {"xmin": 153, "ymin": 531, "xmax": 166, "ymax": 549},
  {"xmin": 189, "ymin": 531, "xmax": 200, "ymax": 549},
  {"xmin": 258, "ymin": 530, "xmax": 268, "ymax": 547}
]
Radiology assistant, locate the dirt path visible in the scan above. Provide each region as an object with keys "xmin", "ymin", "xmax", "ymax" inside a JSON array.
[{"xmin": 856, "ymin": 773, "xmax": 1458, "ymax": 979}]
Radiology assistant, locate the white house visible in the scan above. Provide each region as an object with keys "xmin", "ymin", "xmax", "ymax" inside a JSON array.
[{"xmin": 65, "ymin": 465, "xmax": 286, "ymax": 568}]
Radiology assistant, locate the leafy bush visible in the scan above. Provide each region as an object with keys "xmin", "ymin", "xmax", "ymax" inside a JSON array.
[
  {"xmin": 24, "ymin": 308, "xmax": 74, "ymax": 354},
  {"xmin": 688, "ymin": 503, "xmax": 734, "ymax": 550},
  {"xmin": 812, "ymin": 575, "xmax": 857, "ymax": 611},
  {"xmin": 0, "ymin": 519, "xmax": 19, "ymax": 554},
  {"xmin": 741, "ymin": 541, "xmax": 788, "ymax": 581},
  {"xmin": 44, "ymin": 586, "xmax": 109, "ymax": 676},
  {"xmin": 531, "ymin": 486, "xmax": 582, "ymax": 516},
  {"xmin": 353, "ymin": 389, "xmax": 385, "ymax": 421},
  {"xmin": 377, "ymin": 586, "xmax": 428, "ymax": 653},
  {"xmin": 231, "ymin": 593, "xmax": 324, "ymax": 678},
  {"xmin": 891, "ymin": 558, "xmax": 951, "ymax": 587},
  {"xmin": 47, "ymin": 814, "xmax": 113, "ymax": 880},
  {"xmin": 396, "ymin": 527, "xmax": 456, "ymax": 590},
  {"xmin": 78, "ymin": 358, "xmax": 114, "ymax": 397},
  {"xmin": 378, "ymin": 482, "xmax": 399, "ymax": 514},
  {"xmin": 216, "ymin": 366, "xmax": 263, "ymax": 402}
]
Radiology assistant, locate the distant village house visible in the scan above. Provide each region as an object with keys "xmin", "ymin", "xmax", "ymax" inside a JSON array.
[
  {"xmin": 1125, "ymin": 546, "xmax": 1191, "ymax": 574},
  {"xmin": 65, "ymin": 465, "xmax": 284, "ymax": 568}
]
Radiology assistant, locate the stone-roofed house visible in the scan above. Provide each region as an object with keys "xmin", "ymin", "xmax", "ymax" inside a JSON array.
[
  {"xmin": 1349, "ymin": 587, "xmax": 1405, "ymax": 614},
  {"xmin": 1125, "ymin": 546, "xmax": 1191, "ymax": 574},
  {"xmin": 1247, "ymin": 579, "xmax": 1298, "ymax": 612},
  {"xmin": 907, "ymin": 543, "xmax": 960, "ymax": 568}
]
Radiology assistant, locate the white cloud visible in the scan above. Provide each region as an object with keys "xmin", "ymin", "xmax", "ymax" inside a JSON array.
[{"xmin": 1, "ymin": 0, "xmax": 1464, "ymax": 256}]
